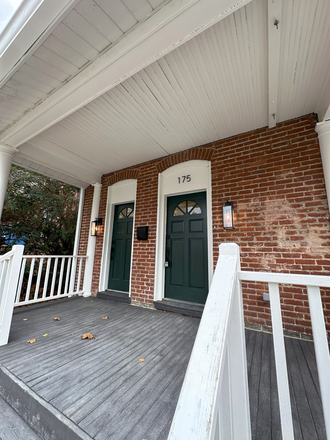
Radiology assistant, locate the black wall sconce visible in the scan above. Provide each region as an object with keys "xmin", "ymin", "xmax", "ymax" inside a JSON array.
[
  {"xmin": 137, "ymin": 226, "xmax": 148, "ymax": 240},
  {"xmin": 223, "ymin": 201, "xmax": 235, "ymax": 229},
  {"xmin": 91, "ymin": 218, "xmax": 103, "ymax": 236}
]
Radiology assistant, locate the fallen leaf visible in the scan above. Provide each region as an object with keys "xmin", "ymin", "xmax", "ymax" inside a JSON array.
[
  {"xmin": 139, "ymin": 358, "xmax": 145, "ymax": 363},
  {"xmin": 70, "ymin": 333, "xmax": 73, "ymax": 336},
  {"xmin": 94, "ymin": 337, "xmax": 98, "ymax": 341},
  {"xmin": 23, "ymin": 318, "xmax": 27, "ymax": 321},
  {"xmin": 43, "ymin": 334, "xmax": 48, "ymax": 337},
  {"xmin": 27, "ymin": 339, "xmax": 36, "ymax": 344},
  {"xmin": 54, "ymin": 317, "xmax": 60, "ymax": 321},
  {"xmin": 102, "ymin": 316, "xmax": 109, "ymax": 320},
  {"xmin": 82, "ymin": 333, "xmax": 94, "ymax": 339}
]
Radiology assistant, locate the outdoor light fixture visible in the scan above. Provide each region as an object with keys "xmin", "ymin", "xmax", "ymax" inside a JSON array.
[
  {"xmin": 222, "ymin": 201, "xmax": 235, "ymax": 229},
  {"xmin": 91, "ymin": 218, "xmax": 103, "ymax": 236}
]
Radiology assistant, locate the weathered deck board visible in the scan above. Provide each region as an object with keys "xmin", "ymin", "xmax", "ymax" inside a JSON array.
[
  {"xmin": 247, "ymin": 329, "xmax": 327, "ymax": 440},
  {"xmin": 0, "ymin": 297, "xmax": 200, "ymax": 440},
  {"xmin": 0, "ymin": 297, "xmax": 327, "ymax": 440}
]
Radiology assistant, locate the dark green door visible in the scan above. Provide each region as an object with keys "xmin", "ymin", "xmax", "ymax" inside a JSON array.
[
  {"xmin": 165, "ymin": 192, "xmax": 208, "ymax": 304},
  {"xmin": 108, "ymin": 203, "xmax": 134, "ymax": 292}
]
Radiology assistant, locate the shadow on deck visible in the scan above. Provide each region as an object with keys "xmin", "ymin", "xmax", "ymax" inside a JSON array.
[{"xmin": 0, "ymin": 296, "xmax": 327, "ymax": 440}]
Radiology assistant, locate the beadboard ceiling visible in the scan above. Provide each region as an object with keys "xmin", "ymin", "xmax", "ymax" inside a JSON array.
[{"xmin": 1, "ymin": 0, "xmax": 330, "ymax": 188}]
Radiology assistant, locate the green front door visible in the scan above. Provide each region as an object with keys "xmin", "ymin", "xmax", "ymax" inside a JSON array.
[
  {"xmin": 108, "ymin": 203, "xmax": 134, "ymax": 292},
  {"xmin": 165, "ymin": 192, "xmax": 208, "ymax": 304}
]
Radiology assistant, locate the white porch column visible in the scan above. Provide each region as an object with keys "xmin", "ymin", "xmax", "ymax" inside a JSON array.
[
  {"xmin": 316, "ymin": 120, "xmax": 330, "ymax": 210},
  {"xmin": 83, "ymin": 182, "xmax": 102, "ymax": 297},
  {"xmin": 0, "ymin": 145, "xmax": 16, "ymax": 221},
  {"xmin": 69, "ymin": 188, "xmax": 85, "ymax": 295}
]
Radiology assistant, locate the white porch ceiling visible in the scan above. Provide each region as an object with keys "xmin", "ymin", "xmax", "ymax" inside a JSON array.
[{"xmin": 0, "ymin": 0, "xmax": 330, "ymax": 188}]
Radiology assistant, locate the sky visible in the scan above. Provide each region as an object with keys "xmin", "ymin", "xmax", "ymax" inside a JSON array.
[{"xmin": 0, "ymin": 0, "xmax": 24, "ymax": 35}]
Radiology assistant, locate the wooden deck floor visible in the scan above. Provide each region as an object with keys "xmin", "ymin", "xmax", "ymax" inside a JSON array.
[{"xmin": 0, "ymin": 296, "xmax": 327, "ymax": 440}]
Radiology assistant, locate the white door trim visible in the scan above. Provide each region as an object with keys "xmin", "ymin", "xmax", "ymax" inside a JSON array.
[
  {"xmin": 154, "ymin": 160, "xmax": 213, "ymax": 301},
  {"xmin": 99, "ymin": 179, "xmax": 137, "ymax": 294}
]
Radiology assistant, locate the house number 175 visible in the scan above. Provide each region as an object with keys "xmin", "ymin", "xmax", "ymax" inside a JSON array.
[{"xmin": 178, "ymin": 175, "xmax": 191, "ymax": 184}]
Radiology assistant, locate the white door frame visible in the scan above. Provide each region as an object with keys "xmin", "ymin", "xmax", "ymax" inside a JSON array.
[
  {"xmin": 99, "ymin": 179, "xmax": 137, "ymax": 294},
  {"xmin": 154, "ymin": 160, "xmax": 213, "ymax": 301}
]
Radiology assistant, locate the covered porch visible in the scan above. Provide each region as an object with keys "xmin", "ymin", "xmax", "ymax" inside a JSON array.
[
  {"xmin": 1, "ymin": 0, "xmax": 330, "ymax": 438},
  {"xmin": 0, "ymin": 295, "xmax": 327, "ymax": 440}
]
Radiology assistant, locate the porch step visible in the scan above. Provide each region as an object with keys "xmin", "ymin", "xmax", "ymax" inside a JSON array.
[
  {"xmin": 0, "ymin": 366, "xmax": 93, "ymax": 440},
  {"xmin": 0, "ymin": 395, "xmax": 43, "ymax": 440},
  {"xmin": 97, "ymin": 290, "xmax": 131, "ymax": 303},
  {"xmin": 154, "ymin": 299, "xmax": 204, "ymax": 318}
]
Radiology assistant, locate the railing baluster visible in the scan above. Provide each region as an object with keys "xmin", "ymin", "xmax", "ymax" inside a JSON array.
[
  {"xmin": 15, "ymin": 258, "xmax": 26, "ymax": 304},
  {"xmin": 307, "ymin": 286, "xmax": 330, "ymax": 439},
  {"xmin": 268, "ymin": 282, "xmax": 294, "ymax": 440},
  {"xmin": 57, "ymin": 258, "xmax": 65, "ymax": 296},
  {"xmin": 33, "ymin": 258, "xmax": 44, "ymax": 301},
  {"xmin": 69, "ymin": 256, "xmax": 77, "ymax": 295},
  {"xmin": 77, "ymin": 257, "xmax": 83, "ymax": 292},
  {"xmin": 64, "ymin": 258, "xmax": 71, "ymax": 295},
  {"xmin": 50, "ymin": 258, "xmax": 58, "ymax": 297},
  {"xmin": 42, "ymin": 258, "xmax": 51, "ymax": 298},
  {"xmin": 24, "ymin": 258, "xmax": 35, "ymax": 303}
]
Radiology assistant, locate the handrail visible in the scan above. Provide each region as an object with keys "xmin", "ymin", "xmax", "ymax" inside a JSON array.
[
  {"xmin": 239, "ymin": 270, "xmax": 330, "ymax": 287},
  {"xmin": 168, "ymin": 243, "xmax": 251, "ymax": 440}
]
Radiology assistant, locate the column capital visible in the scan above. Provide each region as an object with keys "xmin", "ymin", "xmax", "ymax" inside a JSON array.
[
  {"xmin": 92, "ymin": 182, "xmax": 102, "ymax": 189},
  {"xmin": 0, "ymin": 144, "xmax": 16, "ymax": 156},
  {"xmin": 315, "ymin": 120, "xmax": 330, "ymax": 137}
]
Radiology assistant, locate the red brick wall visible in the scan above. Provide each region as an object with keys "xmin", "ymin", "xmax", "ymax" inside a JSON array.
[{"xmin": 81, "ymin": 114, "xmax": 330, "ymax": 337}]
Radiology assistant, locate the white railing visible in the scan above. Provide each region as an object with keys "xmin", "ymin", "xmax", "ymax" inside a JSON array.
[
  {"xmin": 168, "ymin": 243, "xmax": 251, "ymax": 440},
  {"xmin": 15, "ymin": 254, "xmax": 87, "ymax": 306},
  {"xmin": 0, "ymin": 245, "xmax": 24, "ymax": 346},
  {"xmin": 239, "ymin": 270, "xmax": 330, "ymax": 440},
  {"xmin": 168, "ymin": 243, "xmax": 330, "ymax": 440}
]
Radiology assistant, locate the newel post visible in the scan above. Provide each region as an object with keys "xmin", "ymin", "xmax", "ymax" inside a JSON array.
[{"xmin": 219, "ymin": 243, "xmax": 251, "ymax": 440}]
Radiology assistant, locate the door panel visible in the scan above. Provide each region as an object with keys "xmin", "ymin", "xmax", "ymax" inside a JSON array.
[
  {"xmin": 170, "ymin": 239, "xmax": 184, "ymax": 286},
  {"xmin": 165, "ymin": 192, "xmax": 208, "ymax": 304},
  {"xmin": 108, "ymin": 203, "xmax": 134, "ymax": 292},
  {"xmin": 189, "ymin": 238, "xmax": 205, "ymax": 288}
]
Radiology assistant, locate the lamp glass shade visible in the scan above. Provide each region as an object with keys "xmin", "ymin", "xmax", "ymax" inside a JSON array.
[
  {"xmin": 91, "ymin": 218, "xmax": 102, "ymax": 236},
  {"xmin": 223, "ymin": 203, "xmax": 234, "ymax": 229}
]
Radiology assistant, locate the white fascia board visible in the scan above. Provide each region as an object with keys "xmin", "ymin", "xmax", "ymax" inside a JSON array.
[
  {"xmin": 0, "ymin": 0, "xmax": 79, "ymax": 87},
  {"xmin": 17, "ymin": 142, "xmax": 101, "ymax": 184},
  {"xmin": 0, "ymin": 0, "xmax": 252, "ymax": 148},
  {"xmin": 268, "ymin": 0, "xmax": 282, "ymax": 128}
]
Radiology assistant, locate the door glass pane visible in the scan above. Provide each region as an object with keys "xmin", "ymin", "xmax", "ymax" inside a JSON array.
[
  {"xmin": 127, "ymin": 207, "xmax": 134, "ymax": 218},
  {"xmin": 173, "ymin": 207, "xmax": 184, "ymax": 216},
  {"xmin": 190, "ymin": 205, "xmax": 201, "ymax": 215},
  {"xmin": 187, "ymin": 201, "xmax": 197, "ymax": 213},
  {"xmin": 173, "ymin": 201, "xmax": 186, "ymax": 216}
]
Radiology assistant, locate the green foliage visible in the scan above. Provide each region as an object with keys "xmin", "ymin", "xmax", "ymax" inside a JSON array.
[{"xmin": 1, "ymin": 165, "xmax": 79, "ymax": 255}]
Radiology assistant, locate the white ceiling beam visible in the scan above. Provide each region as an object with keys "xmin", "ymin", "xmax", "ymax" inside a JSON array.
[
  {"xmin": 0, "ymin": 0, "xmax": 80, "ymax": 88},
  {"xmin": 0, "ymin": 0, "xmax": 252, "ymax": 148},
  {"xmin": 268, "ymin": 0, "xmax": 282, "ymax": 128}
]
